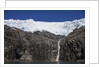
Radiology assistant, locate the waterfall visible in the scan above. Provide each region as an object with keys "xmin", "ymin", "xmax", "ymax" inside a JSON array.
[{"xmin": 56, "ymin": 39, "xmax": 61, "ymax": 61}]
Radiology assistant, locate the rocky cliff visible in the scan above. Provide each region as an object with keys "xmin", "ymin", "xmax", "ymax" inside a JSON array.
[
  {"xmin": 4, "ymin": 25, "xmax": 85, "ymax": 62},
  {"xmin": 59, "ymin": 26, "xmax": 85, "ymax": 62},
  {"xmin": 4, "ymin": 25, "xmax": 64, "ymax": 61}
]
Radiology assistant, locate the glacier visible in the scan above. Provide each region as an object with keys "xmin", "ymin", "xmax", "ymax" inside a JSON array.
[{"xmin": 4, "ymin": 18, "xmax": 85, "ymax": 36}]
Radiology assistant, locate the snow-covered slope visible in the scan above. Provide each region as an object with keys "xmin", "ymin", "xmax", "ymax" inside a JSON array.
[{"xmin": 4, "ymin": 18, "xmax": 85, "ymax": 36}]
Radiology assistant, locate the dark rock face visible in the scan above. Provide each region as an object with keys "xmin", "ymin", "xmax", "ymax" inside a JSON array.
[
  {"xmin": 4, "ymin": 25, "xmax": 85, "ymax": 62},
  {"xmin": 4, "ymin": 25, "xmax": 64, "ymax": 61},
  {"xmin": 59, "ymin": 26, "xmax": 85, "ymax": 61}
]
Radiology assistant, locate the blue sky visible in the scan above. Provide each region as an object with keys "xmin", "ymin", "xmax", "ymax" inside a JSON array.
[{"xmin": 4, "ymin": 10, "xmax": 85, "ymax": 22}]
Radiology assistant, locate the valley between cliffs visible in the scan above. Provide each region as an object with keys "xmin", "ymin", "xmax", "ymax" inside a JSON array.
[{"xmin": 4, "ymin": 25, "xmax": 85, "ymax": 64}]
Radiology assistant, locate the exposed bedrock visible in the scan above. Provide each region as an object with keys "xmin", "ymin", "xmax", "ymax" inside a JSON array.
[
  {"xmin": 4, "ymin": 25, "xmax": 85, "ymax": 62},
  {"xmin": 4, "ymin": 25, "xmax": 64, "ymax": 61},
  {"xmin": 59, "ymin": 26, "xmax": 85, "ymax": 62}
]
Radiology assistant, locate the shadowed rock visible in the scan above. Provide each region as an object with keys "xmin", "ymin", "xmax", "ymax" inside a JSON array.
[
  {"xmin": 59, "ymin": 26, "xmax": 85, "ymax": 62},
  {"xmin": 4, "ymin": 25, "xmax": 64, "ymax": 61},
  {"xmin": 4, "ymin": 25, "xmax": 85, "ymax": 62}
]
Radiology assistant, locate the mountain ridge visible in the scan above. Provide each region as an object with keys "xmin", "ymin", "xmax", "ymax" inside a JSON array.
[{"xmin": 4, "ymin": 18, "xmax": 85, "ymax": 36}]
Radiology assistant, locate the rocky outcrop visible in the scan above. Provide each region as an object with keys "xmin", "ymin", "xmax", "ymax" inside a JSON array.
[
  {"xmin": 4, "ymin": 25, "xmax": 85, "ymax": 62},
  {"xmin": 4, "ymin": 25, "xmax": 64, "ymax": 61},
  {"xmin": 59, "ymin": 26, "xmax": 85, "ymax": 61}
]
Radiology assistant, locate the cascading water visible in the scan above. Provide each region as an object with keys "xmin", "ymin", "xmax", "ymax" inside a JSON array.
[{"xmin": 56, "ymin": 39, "xmax": 61, "ymax": 61}]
